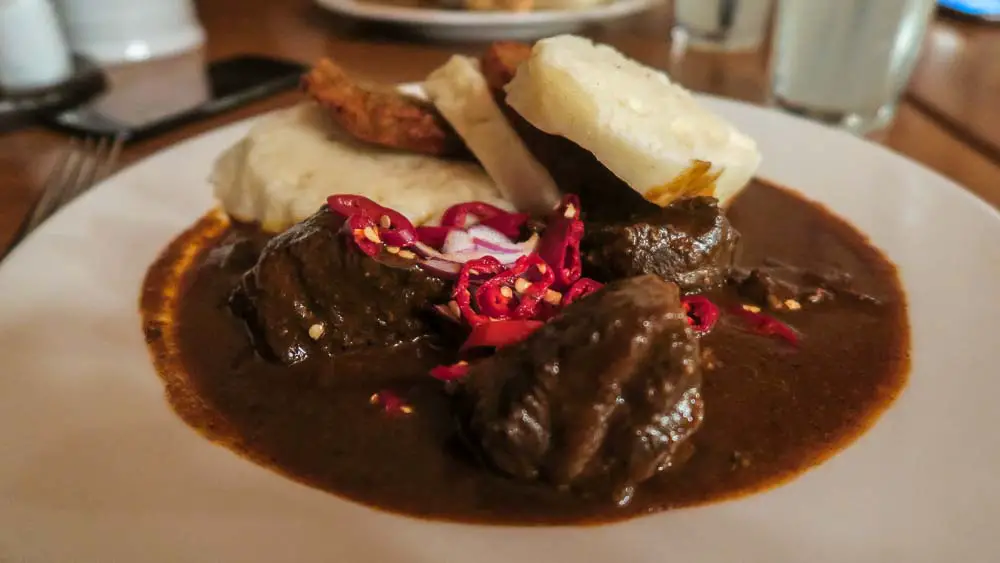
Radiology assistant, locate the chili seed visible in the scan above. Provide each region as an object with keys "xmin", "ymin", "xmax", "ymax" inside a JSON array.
[
  {"xmin": 514, "ymin": 279, "xmax": 531, "ymax": 294},
  {"xmin": 308, "ymin": 323, "xmax": 325, "ymax": 340}
]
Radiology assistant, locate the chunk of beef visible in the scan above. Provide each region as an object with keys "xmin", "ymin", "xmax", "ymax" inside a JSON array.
[
  {"xmin": 458, "ymin": 275, "xmax": 704, "ymax": 504},
  {"xmin": 230, "ymin": 208, "xmax": 450, "ymax": 364},
  {"xmin": 729, "ymin": 261, "xmax": 883, "ymax": 311},
  {"xmin": 582, "ymin": 197, "xmax": 740, "ymax": 292}
]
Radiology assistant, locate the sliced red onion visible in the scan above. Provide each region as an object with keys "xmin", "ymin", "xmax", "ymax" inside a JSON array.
[
  {"xmin": 414, "ymin": 241, "xmax": 524, "ymax": 266},
  {"xmin": 412, "ymin": 241, "xmax": 448, "ymax": 260},
  {"xmin": 443, "ymin": 229, "xmax": 476, "ymax": 255},
  {"xmin": 446, "ymin": 248, "xmax": 522, "ymax": 265},
  {"xmin": 418, "ymin": 258, "xmax": 463, "ymax": 279},
  {"xmin": 464, "ymin": 225, "xmax": 517, "ymax": 254},
  {"xmin": 476, "ymin": 234, "xmax": 540, "ymax": 256},
  {"xmin": 466, "ymin": 224, "xmax": 512, "ymax": 246},
  {"xmin": 472, "ymin": 237, "xmax": 523, "ymax": 254}
]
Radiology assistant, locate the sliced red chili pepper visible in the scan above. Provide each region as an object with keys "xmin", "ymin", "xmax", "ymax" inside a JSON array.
[
  {"xmin": 327, "ymin": 194, "xmax": 384, "ymax": 219},
  {"xmin": 514, "ymin": 259, "xmax": 557, "ymax": 319},
  {"xmin": 555, "ymin": 194, "xmax": 581, "ymax": 220},
  {"xmin": 476, "ymin": 282, "xmax": 515, "ymax": 318},
  {"xmin": 475, "ymin": 257, "xmax": 531, "ymax": 318},
  {"xmin": 440, "ymin": 202, "xmax": 528, "ymax": 240},
  {"xmin": 461, "ymin": 319, "xmax": 545, "ymax": 351},
  {"xmin": 416, "ymin": 226, "xmax": 451, "ymax": 249},
  {"xmin": 429, "ymin": 361, "xmax": 470, "ymax": 382},
  {"xmin": 730, "ymin": 306, "xmax": 800, "ymax": 346},
  {"xmin": 328, "ymin": 194, "xmax": 417, "ymax": 249},
  {"xmin": 461, "ymin": 320, "xmax": 543, "ymax": 351},
  {"xmin": 537, "ymin": 216, "xmax": 584, "ymax": 290},
  {"xmin": 374, "ymin": 206, "xmax": 417, "ymax": 248},
  {"xmin": 681, "ymin": 295, "xmax": 720, "ymax": 335},
  {"xmin": 347, "ymin": 214, "xmax": 381, "ymax": 258},
  {"xmin": 369, "ymin": 390, "xmax": 412, "ymax": 415},
  {"xmin": 453, "ymin": 256, "xmax": 505, "ymax": 326},
  {"xmin": 561, "ymin": 278, "xmax": 603, "ymax": 307},
  {"xmin": 475, "ymin": 254, "xmax": 555, "ymax": 320}
]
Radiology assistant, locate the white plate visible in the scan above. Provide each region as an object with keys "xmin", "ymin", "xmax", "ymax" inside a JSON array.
[
  {"xmin": 1, "ymin": 94, "xmax": 999, "ymax": 563},
  {"xmin": 314, "ymin": 0, "xmax": 656, "ymax": 41}
]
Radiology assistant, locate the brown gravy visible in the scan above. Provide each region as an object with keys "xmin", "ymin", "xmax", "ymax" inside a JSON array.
[{"xmin": 140, "ymin": 180, "xmax": 909, "ymax": 525}]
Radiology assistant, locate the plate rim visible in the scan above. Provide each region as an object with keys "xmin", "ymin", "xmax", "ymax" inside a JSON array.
[
  {"xmin": 313, "ymin": 0, "xmax": 656, "ymax": 26},
  {"xmin": 2, "ymin": 92, "xmax": 999, "ymax": 562}
]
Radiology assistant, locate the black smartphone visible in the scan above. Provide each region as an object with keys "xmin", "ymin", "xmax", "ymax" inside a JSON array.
[
  {"xmin": 46, "ymin": 54, "xmax": 307, "ymax": 141},
  {"xmin": 938, "ymin": 0, "xmax": 1000, "ymax": 21}
]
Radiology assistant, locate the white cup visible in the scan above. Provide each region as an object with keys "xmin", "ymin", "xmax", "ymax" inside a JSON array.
[
  {"xmin": 52, "ymin": 0, "xmax": 205, "ymax": 64},
  {"xmin": 0, "ymin": 0, "xmax": 73, "ymax": 91}
]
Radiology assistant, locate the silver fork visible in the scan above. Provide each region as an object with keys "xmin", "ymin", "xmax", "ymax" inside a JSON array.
[{"xmin": 1, "ymin": 134, "xmax": 124, "ymax": 261}]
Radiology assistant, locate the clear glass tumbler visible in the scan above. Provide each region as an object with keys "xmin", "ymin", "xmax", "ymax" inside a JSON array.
[
  {"xmin": 673, "ymin": 0, "xmax": 775, "ymax": 52},
  {"xmin": 770, "ymin": 0, "xmax": 937, "ymax": 135}
]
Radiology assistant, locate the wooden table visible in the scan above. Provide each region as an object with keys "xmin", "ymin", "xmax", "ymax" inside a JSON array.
[
  {"xmin": 1, "ymin": 0, "xmax": 998, "ymax": 253},
  {"xmin": 908, "ymin": 14, "xmax": 1000, "ymax": 163}
]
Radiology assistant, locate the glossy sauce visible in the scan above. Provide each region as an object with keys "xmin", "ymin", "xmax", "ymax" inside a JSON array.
[{"xmin": 141, "ymin": 181, "xmax": 909, "ymax": 525}]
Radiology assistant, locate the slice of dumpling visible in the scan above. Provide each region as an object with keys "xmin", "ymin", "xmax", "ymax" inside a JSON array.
[
  {"xmin": 504, "ymin": 35, "xmax": 762, "ymax": 207},
  {"xmin": 211, "ymin": 102, "xmax": 510, "ymax": 232},
  {"xmin": 424, "ymin": 55, "xmax": 561, "ymax": 216}
]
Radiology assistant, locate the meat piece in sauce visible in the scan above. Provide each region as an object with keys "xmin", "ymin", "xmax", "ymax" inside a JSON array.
[
  {"xmin": 230, "ymin": 208, "xmax": 450, "ymax": 364},
  {"xmin": 480, "ymin": 42, "xmax": 741, "ymax": 291},
  {"xmin": 458, "ymin": 275, "xmax": 704, "ymax": 504},
  {"xmin": 583, "ymin": 197, "xmax": 740, "ymax": 292},
  {"xmin": 303, "ymin": 58, "xmax": 467, "ymax": 157},
  {"xmin": 729, "ymin": 262, "xmax": 883, "ymax": 311}
]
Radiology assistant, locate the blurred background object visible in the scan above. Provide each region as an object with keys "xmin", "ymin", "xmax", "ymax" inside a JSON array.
[
  {"xmin": 52, "ymin": 0, "xmax": 205, "ymax": 64},
  {"xmin": 49, "ymin": 50, "xmax": 211, "ymax": 138},
  {"xmin": 312, "ymin": 0, "xmax": 655, "ymax": 42},
  {"xmin": 3, "ymin": 0, "xmax": 1000, "ymax": 243},
  {"xmin": 672, "ymin": 0, "xmax": 773, "ymax": 52},
  {"xmin": 771, "ymin": 0, "xmax": 938, "ymax": 135},
  {"xmin": 0, "ymin": 0, "xmax": 73, "ymax": 92},
  {"xmin": 0, "ymin": 0, "xmax": 105, "ymax": 133},
  {"xmin": 46, "ymin": 54, "xmax": 305, "ymax": 141},
  {"xmin": 938, "ymin": 0, "xmax": 1000, "ymax": 21}
]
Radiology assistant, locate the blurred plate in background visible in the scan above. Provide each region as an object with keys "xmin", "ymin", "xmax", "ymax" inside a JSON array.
[{"xmin": 314, "ymin": 0, "xmax": 656, "ymax": 41}]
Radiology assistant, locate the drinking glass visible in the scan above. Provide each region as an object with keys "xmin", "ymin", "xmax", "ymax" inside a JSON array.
[
  {"xmin": 770, "ymin": 0, "xmax": 937, "ymax": 135},
  {"xmin": 672, "ymin": 0, "xmax": 774, "ymax": 52}
]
